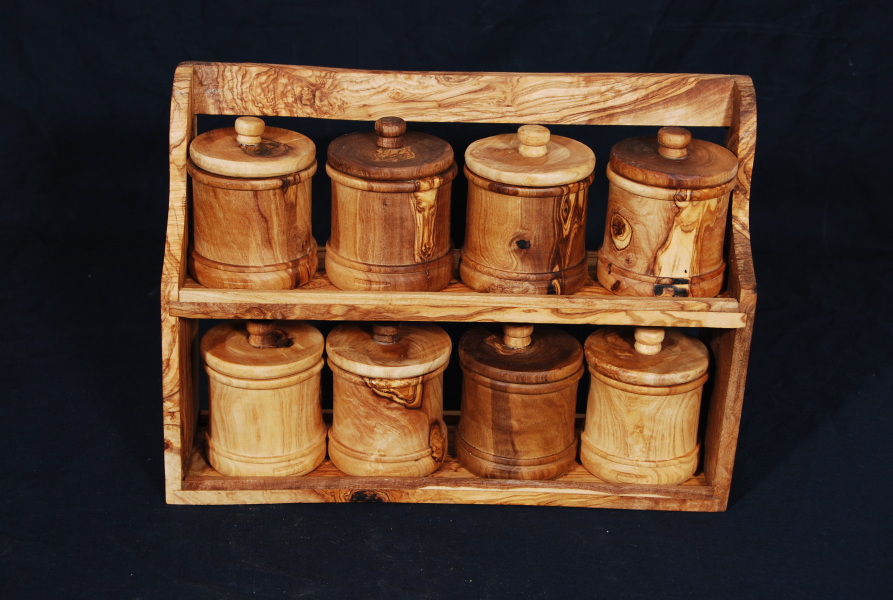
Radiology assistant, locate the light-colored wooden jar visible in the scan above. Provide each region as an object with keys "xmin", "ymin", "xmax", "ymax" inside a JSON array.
[
  {"xmin": 187, "ymin": 116, "xmax": 318, "ymax": 289},
  {"xmin": 596, "ymin": 127, "xmax": 737, "ymax": 297},
  {"xmin": 201, "ymin": 320, "xmax": 326, "ymax": 477},
  {"xmin": 326, "ymin": 322, "xmax": 452, "ymax": 476},
  {"xmin": 325, "ymin": 117, "xmax": 457, "ymax": 291},
  {"xmin": 456, "ymin": 324, "xmax": 584, "ymax": 479},
  {"xmin": 580, "ymin": 326, "xmax": 709, "ymax": 485},
  {"xmin": 461, "ymin": 125, "xmax": 595, "ymax": 294}
]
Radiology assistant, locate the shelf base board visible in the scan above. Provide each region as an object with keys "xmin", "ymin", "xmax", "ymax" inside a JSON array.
[{"xmin": 173, "ymin": 428, "xmax": 724, "ymax": 511}]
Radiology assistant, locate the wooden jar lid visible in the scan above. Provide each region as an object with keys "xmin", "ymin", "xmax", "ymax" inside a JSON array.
[
  {"xmin": 327, "ymin": 117, "xmax": 454, "ymax": 181},
  {"xmin": 201, "ymin": 321, "xmax": 324, "ymax": 380},
  {"xmin": 609, "ymin": 127, "xmax": 737, "ymax": 189},
  {"xmin": 459, "ymin": 325, "xmax": 583, "ymax": 385},
  {"xmin": 464, "ymin": 125, "xmax": 595, "ymax": 187},
  {"xmin": 584, "ymin": 327, "xmax": 708, "ymax": 387},
  {"xmin": 326, "ymin": 322, "xmax": 452, "ymax": 379},
  {"xmin": 190, "ymin": 117, "xmax": 316, "ymax": 178}
]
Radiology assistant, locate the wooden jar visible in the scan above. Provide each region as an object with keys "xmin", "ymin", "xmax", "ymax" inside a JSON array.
[
  {"xmin": 456, "ymin": 324, "xmax": 584, "ymax": 479},
  {"xmin": 596, "ymin": 127, "xmax": 737, "ymax": 297},
  {"xmin": 188, "ymin": 117, "xmax": 318, "ymax": 289},
  {"xmin": 580, "ymin": 327, "xmax": 709, "ymax": 484},
  {"xmin": 201, "ymin": 321, "xmax": 327, "ymax": 477},
  {"xmin": 461, "ymin": 125, "xmax": 595, "ymax": 294},
  {"xmin": 326, "ymin": 322, "xmax": 452, "ymax": 476},
  {"xmin": 325, "ymin": 117, "xmax": 457, "ymax": 291}
]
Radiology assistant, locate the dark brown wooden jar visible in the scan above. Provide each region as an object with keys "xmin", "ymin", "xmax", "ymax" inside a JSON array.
[
  {"xmin": 201, "ymin": 321, "xmax": 326, "ymax": 477},
  {"xmin": 326, "ymin": 322, "xmax": 452, "ymax": 477},
  {"xmin": 456, "ymin": 324, "xmax": 584, "ymax": 479},
  {"xmin": 580, "ymin": 327, "xmax": 709, "ymax": 484},
  {"xmin": 325, "ymin": 117, "xmax": 457, "ymax": 291},
  {"xmin": 187, "ymin": 117, "xmax": 318, "ymax": 289},
  {"xmin": 596, "ymin": 127, "xmax": 737, "ymax": 297},
  {"xmin": 460, "ymin": 125, "xmax": 595, "ymax": 294}
]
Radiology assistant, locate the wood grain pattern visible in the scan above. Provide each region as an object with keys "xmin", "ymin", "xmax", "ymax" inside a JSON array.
[
  {"xmin": 201, "ymin": 321, "xmax": 326, "ymax": 477},
  {"xmin": 327, "ymin": 117, "xmax": 454, "ymax": 181},
  {"xmin": 171, "ymin": 251, "xmax": 747, "ymax": 327},
  {"xmin": 189, "ymin": 63, "xmax": 737, "ymax": 127},
  {"xmin": 464, "ymin": 126, "xmax": 595, "ymax": 187},
  {"xmin": 326, "ymin": 323, "xmax": 451, "ymax": 477},
  {"xmin": 456, "ymin": 325, "xmax": 583, "ymax": 479},
  {"xmin": 580, "ymin": 328, "xmax": 708, "ymax": 485},
  {"xmin": 596, "ymin": 168, "xmax": 731, "ymax": 297},
  {"xmin": 188, "ymin": 161, "xmax": 318, "ymax": 289},
  {"xmin": 460, "ymin": 168, "xmax": 592, "ymax": 294},
  {"xmin": 189, "ymin": 120, "xmax": 315, "ymax": 178},
  {"xmin": 176, "ymin": 426, "xmax": 720, "ymax": 510},
  {"xmin": 325, "ymin": 162, "xmax": 456, "ymax": 291},
  {"xmin": 162, "ymin": 64, "xmax": 757, "ymax": 511}
]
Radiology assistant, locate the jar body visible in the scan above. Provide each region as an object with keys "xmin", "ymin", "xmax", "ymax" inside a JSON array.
[
  {"xmin": 202, "ymin": 323, "xmax": 326, "ymax": 477},
  {"xmin": 596, "ymin": 166, "xmax": 732, "ymax": 297},
  {"xmin": 461, "ymin": 168, "xmax": 592, "ymax": 294},
  {"xmin": 325, "ymin": 163, "xmax": 456, "ymax": 291},
  {"xmin": 327, "ymin": 361, "xmax": 448, "ymax": 477},
  {"xmin": 580, "ymin": 364, "xmax": 705, "ymax": 485},
  {"xmin": 188, "ymin": 162, "xmax": 318, "ymax": 289},
  {"xmin": 456, "ymin": 325, "xmax": 583, "ymax": 480}
]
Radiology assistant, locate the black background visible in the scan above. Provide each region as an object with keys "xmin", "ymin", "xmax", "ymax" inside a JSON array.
[{"xmin": 2, "ymin": 1, "xmax": 892, "ymax": 597}]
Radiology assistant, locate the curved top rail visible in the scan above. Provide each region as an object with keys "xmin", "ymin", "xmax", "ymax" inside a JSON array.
[{"xmin": 184, "ymin": 62, "xmax": 747, "ymax": 127}]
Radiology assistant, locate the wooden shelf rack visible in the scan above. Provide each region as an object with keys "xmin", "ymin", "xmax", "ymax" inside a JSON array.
[{"xmin": 162, "ymin": 62, "xmax": 756, "ymax": 510}]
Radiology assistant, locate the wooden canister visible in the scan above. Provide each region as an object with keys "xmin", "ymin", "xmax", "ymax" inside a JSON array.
[
  {"xmin": 326, "ymin": 322, "xmax": 452, "ymax": 476},
  {"xmin": 596, "ymin": 127, "xmax": 738, "ymax": 297},
  {"xmin": 461, "ymin": 125, "xmax": 595, "ymax": 294},
  {"xmin": 580, "ymin": 327, "xmax": 709, "ymax": 484},
  {"xmin": 201, "ymin": 320, "xmax": 326, "ymax": 477},
  {"xmin": 325, "ymin": 117, "xmax": 457, "ymax": 291},
  {"xmin": 456, "ymin": 324, "xmax": 584, "ymax": 479},
  {"xmin": 188, "ymin": 116, "xmax": 318, "ymax": 289}
]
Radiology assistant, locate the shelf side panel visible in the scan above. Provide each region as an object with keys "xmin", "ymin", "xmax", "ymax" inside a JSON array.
[
  {"xmin": 724, "ymin": 76, "xmax": 757, "ymax": 311},
  {"xmin": 161, "ymin": 318, "xmax": 198, "ymax": 500},
  {"xmin": 187, "ymin": 63, "xmax": 736, "ymax": 127},
  {"xmin": 702, "ymin": 321, "xmax": 755, "ymax": 507}
]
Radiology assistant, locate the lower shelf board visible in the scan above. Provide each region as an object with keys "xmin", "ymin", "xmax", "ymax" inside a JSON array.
[{"xmin": 173, "ymin": 432, "xmax": 724, "ymax": 511}]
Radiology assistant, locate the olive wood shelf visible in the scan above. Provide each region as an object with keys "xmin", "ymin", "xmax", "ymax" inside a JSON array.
[{"xmin": 162, "ymin": 62, "xmax": 757, "ymax": 511}]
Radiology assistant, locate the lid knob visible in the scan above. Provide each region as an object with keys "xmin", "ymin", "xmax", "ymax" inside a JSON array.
[
  {"xmin": 517, "ymin": 125, "xmax": 550, "ymax": 158},
  {"xmin": 246, "ymin": 320, "xmax": 293, "ymax": 348},
  {"xmin": 235, "ymin": 116, "xmax": 265, "ymax": 146},
  {"xmin": 503, "ymin": 324, "xmax": 534, "ymax": 349},
  {"xmin": 372, "ymin": 322, "xmax": 401, "ymax": 344},
  {"xmin": 657, "ymin": 127, "xmax": 691, "ymax": 159},
  {"xmin": 634, "ymin": 327, "xmax": 665, "ymax": 355},
  {"xmin": 375, "ymin": 117, "xmax": 406, "ymax": 149}
]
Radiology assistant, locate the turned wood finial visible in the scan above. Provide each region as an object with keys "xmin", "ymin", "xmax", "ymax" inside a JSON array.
[
  {"xmin": 375, "ymin": 117, "xmax": 406, "ymax": 149},
  {"xmin": 517, "ymin": 125, "xmax": 550, "ymax": 158},
  {"xmin": 246, "ymin": 320, "xmax": 292, "ymax": 348},
  {"xmin": 235, "ymin": 116, "xmax": 265, "ymax": 146},
  {"xmin": 634, "ymin": 327, "xmax": 665, "ymax": 355},
  {"xmin": 372, "ymin": 322, "xmax": 401, "ymax": 344},
  {"xmin": 657, "ymin": 126, "xmax": 691, "ymax": 159},
  {"xmin": 503, "ymin": 324, "xmax": 534, "ymax": 349}
]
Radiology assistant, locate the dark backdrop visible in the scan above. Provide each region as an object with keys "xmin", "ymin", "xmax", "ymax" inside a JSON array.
[{"xmin": 2, "ymin": 1, "xmax": 891, "ymax": 598}]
